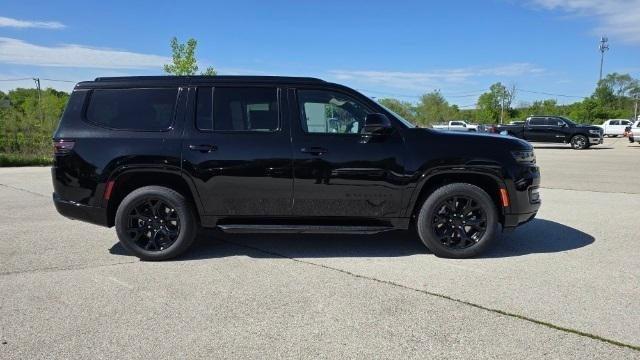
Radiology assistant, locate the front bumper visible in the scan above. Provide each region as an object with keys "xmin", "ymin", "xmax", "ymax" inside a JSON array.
[
  {"xmin": 53, "ymin": 193, "xmax": 109, "ymax": 227},
  {"xmin": 589, "ymin": 136, "xmax": 603, "ymax": 145},
  {"xmin": 503, "ymin": 165, "xmax": 541, "ymax": 229}
]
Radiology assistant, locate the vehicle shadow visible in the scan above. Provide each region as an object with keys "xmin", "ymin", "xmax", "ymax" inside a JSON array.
[
  {"xmin": 533, "ymin": 145, "xmax": 613, "ymax": 150},
  {"xmin": 109, "ymin": 219, "xmax": 594, "ymax": 260}
]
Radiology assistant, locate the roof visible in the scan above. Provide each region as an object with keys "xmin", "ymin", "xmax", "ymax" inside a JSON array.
[{"xmin": 76, "ymin": 75, "xmax": 326, "ymax": 89}]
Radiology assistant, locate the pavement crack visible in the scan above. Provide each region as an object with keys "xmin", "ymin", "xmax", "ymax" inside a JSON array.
[
  {"xmin": 0, "ymin": 260, "xmax": 139, "ymax": 277},
  {"xmin": 222, "ymin": 239, "xmax": 640, "ymax": 352},
  {"xmin": 540, "ymin": 186, "xmax": 640, "ymax": 196},
  {"xmin": 0, "ymin": 183, "xmax": 47, "ymax": 198}
]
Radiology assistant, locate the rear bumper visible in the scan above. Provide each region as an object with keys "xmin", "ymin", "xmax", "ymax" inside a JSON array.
[{"xmin": 53, "ymin": 193, "xmax": 109, "ymax": 227}]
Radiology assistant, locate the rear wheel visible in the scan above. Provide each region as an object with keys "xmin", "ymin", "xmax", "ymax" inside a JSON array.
[
  {"xmin": 570, "ymin": 135, "xmax": 588, "ymax": 150},
  {"xmin": 115, "ymin": 186, "xmax": 197, "ymax": 261},
  {"xmin": 416, "ymin": 183, "xmax": 499, "ymax": 258}
]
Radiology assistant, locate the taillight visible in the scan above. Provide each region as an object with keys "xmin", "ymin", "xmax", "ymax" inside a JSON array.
[{"xmin": 53, "ymin": 139, "xmax": 75, "ymax": 155}]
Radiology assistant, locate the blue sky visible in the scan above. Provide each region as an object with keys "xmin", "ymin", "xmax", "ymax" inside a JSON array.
[{"xmin": 1, "ymin": 0, "xmax": 639, "ymax": 107}]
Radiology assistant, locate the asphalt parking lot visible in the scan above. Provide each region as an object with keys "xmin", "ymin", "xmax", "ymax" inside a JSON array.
[{"xmin": 1, "ymin": 137, "xmax": 639, "ymax": 359}]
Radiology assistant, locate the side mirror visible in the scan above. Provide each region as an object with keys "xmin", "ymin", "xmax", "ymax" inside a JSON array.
[{"xmin": 364, "ymin": 113, "xmax": 392, "ymax": 135}]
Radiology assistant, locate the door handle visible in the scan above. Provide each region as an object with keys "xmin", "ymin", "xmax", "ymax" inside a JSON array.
[
  {"xmin": 301, "ymin": 147, "xmax": 328, "ymax": 156},
  {"xmin": 188, "ymin": 144, "xmax": 218, "ymax": 153}
]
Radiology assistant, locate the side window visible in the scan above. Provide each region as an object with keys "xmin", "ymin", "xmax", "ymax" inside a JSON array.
[
  {"xmin": 621, "ymin": 121, "xmax": 630, "ymax": 126},
  {"xmin": 610, "ymin": 120, "xmax": 620, "ymax": 126},
  {"xmin": 196, "ymin": 87, "xmax": 279, "ymax": 131},
  {"xmin": 548, "ymin": 118, "xmax": 563, "ymax": 126},
  {"xmin": 529, "ymin": 118, "xmax": 545, "ymax": 126},
  {"xmin": 86, "ymin": 88, "xmax": 177, "ymax": 130},
  {"xmin": 297, "ymin": 90, "xmax": 370, "ymax": 134},
  {"xmin": 196, "ymin": 87, "xmax": 213, "ymax": 130},
  {"xmin": 450, "ymin": 121, "xmax": 464, "ymax": 126}
]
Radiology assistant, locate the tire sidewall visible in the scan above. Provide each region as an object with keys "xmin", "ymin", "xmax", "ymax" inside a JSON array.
[
  {"xmin": 417, "ymin": 183, "xmax": 499, "ymax": 258},
  {"xmin": 115, "ymin": 186, "xmax": 196, "ymax": 261}
]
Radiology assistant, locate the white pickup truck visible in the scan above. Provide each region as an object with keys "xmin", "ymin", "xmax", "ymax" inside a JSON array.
[
  {"xmin": 432, "ymin": 120, "xmax": 479, "ymax": 132},
  {"xmin": 597, "ymin": 119, "xmax": 633, "ymax": 137}
]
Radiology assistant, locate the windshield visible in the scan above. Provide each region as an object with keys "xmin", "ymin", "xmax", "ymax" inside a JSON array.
[
  {"xmin": 378, "ymin": 103, "xmax": 416, "ymax": 128},
  {"xmin": 560, "ymin": 117, "xmax": 577, "ymax": 126}
]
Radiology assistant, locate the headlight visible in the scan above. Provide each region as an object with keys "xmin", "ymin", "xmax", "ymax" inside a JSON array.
[
  {"xmin": 589, "ymin": 129, "xmax": 601, "ymax": 135},
  {"xmin": 511, "ymin": 150, "xmax": 536, "ymax": 164}
]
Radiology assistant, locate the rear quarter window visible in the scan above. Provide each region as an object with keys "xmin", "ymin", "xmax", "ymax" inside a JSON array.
[{"xmin": 85, "ymin": 88, "xmax": 178, "ymax": 131}]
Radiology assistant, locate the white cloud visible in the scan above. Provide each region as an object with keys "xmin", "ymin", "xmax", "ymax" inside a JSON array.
[
  {"xmin": 0, "ymin": 16, "xmax": 65, "ymax": 29},
  {"xmin": 329, "ymin": 63, "xmax": 544, "ymax": 90},
  {"xmin": 531, "ymin": 0, "xmax": 640, "ymax": 44},
  {"xmin": 0, "ymin": 37, "xmax": 169, "ymax": 69}
]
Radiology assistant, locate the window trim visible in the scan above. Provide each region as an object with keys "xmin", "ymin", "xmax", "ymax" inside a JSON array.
[
  {"xmin": 194, "ymin": 86, "xmax": 282, "ymax": 134},
  {"xmin": 294, "ymin": 87, "xmax": 376, "ymax": 137},
  {"xmin": 82, "ymin": 87, "xmax": 180, "ymax": 132}
]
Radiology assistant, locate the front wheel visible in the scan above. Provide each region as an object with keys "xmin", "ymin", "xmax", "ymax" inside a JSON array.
[
  {"xmin": 115, "ymin": 186, "xmax": 197, "ymax": 261},
  {"xmin": 416, "ymin": 183, "xmax": 499, "ymax": 258},
  {"xmin": 570, "ymin": 135, "xmax": 588, "ymax": 150}
]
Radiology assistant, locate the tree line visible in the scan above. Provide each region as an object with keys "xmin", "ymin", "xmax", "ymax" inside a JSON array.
[
  {"xmin": 379, "ymin": 73, "xmax": 640, "ymax": 126},
  {"xmin": 1, "ymin": 36, "xmax": 638, "ymax": 164}
]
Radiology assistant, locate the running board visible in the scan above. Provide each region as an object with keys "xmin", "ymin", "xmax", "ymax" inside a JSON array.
[{"xmin": 216, "ymin": 224, "xmax": 395, "ymax": 235}]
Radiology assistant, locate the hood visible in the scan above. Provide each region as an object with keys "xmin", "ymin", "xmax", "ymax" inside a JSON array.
[
  {"xmin": 415, "ymin": 128, "xmax": 532, "ymax": 150},
  {"xmin": 574, "ymin": 124, "xmax": 601, "ymax": 130}
]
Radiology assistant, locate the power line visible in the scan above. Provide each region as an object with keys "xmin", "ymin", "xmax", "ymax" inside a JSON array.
[
  {"xmin": 0, "ymin": 78, "xmax": 33, "ymax": 82},
  {"xmin": 517, "ymin": 89, "xmax": 587, "ymax": 98},
  {"xmin": 41, "ymin": 78, "xmax": 76, "ymax": 83},
  {"xmin": 357, "ymin": 88, "xmax": 488, "ymax": 99}
]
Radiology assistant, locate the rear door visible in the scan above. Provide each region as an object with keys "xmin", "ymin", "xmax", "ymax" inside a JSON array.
[
  {"xmin": 524, "ymin": 117, "xmax": 548, "ymax": 141},
  {"xmin": 289, "ymin": 88, "xmax": 406, "ymax": 218},
  {"xmin": 181, "ymin": 85, "xmax": 293, "ymax": 216}
]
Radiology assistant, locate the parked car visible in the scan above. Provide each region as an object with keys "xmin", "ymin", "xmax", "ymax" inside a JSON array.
[
  {"xmin": 597, "ymin": 119, "xmax": 633, "ymax": 137},
  {"xmin": 52, "ymin": 76, "xmax": 540, "ymax": 260},
  {"xmin": 628, "ymin": 121, "xmax": 640, "ymax": 144},
  {"xmin": 432, "ymin": 120, "xmax": 479, "ymax": 132},
  {"xmin": 496, "ymin": 115, "xmax": 603, "ymax": 150}
]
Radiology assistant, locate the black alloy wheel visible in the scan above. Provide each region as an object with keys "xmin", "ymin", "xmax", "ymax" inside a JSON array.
[
  {"xmin": 126, "ymin": 198, "xmax": 181, "ymax": 251},
  {"xmin": 416, "ymin": 183, "xmax": 498, "ymax": 258},
  {"xmin": 115, "ymin": 186, "xmax": 197, "ymax": 261},
  {"xmin": 431, "ymin": 196, "xmax": 487, "ymax": 250}
]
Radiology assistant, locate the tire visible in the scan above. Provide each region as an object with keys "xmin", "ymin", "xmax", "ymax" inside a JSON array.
[
  {"xmin": 115, "ymin": 185, "xmax": 197, "ymax": 261},
  {"xmin": 416, "ymin": 183, "xmax": 499, "ymax": 258},
  {"xmin": 570, "ymin": 134, "xmax": 588, "ymax": 150}
]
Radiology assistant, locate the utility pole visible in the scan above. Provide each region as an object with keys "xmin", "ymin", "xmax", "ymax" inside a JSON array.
[
  {"xmin": 598, "ymin": 36, "xmax": 609, "ymax": 83},
  {"xmin": 33, "ymin": 77, "xmax": 45, "ymax": 124},
  {"xmin": 634, "ymin": 95, "xmax": 639, "ymax": 121}
]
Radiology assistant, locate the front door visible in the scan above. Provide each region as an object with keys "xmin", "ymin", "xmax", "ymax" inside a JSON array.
[
  {"xmin": 542, "ymin": 118, "xmax": 568, "ymax": 142},
  {"xmin": 290, "ymin": 88, "xmax": 406, "ymax": 219},
  {"xmin": 181, "ymin": 86, "xmax": 293, "ymax": 216}
]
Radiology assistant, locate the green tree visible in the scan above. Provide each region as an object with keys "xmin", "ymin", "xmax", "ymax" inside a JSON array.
[
  {"xmin": 475, "ymin": 82, "xmax": 515, "ymax": 124},
  {"xmin": 377, "ymin": 98, "xmax": 415, "ymax": 122},
  {"xmin": 163, "ymin": 37, "xmax": 216, "ymax": 76},
  {"xmin": 415, "ymin": 91, "xmax": 458, "ymax": 125}
]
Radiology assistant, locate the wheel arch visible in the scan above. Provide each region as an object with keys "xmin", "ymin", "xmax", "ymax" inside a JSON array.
[
  {"xmin": 105, "ymin": 168, "xmax": 203, "ymax": 227},
  {"xmin": 407, "ymin": 170, "xmax": 506, "ymax": 226}
]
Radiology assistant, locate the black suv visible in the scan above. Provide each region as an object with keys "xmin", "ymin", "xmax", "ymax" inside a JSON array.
[
  {"xmin": 52, "ymin": 76, "xmax": 540, "ymax": 260},
  {"xmin": 496, "ymin": 116, "xmax": 603, "ymax": 149}
]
